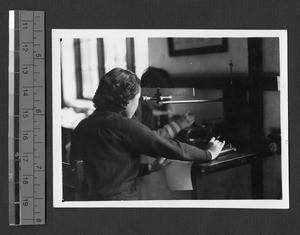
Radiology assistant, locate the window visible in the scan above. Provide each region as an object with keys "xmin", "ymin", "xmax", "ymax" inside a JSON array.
[
  {"xmin": 79, "ymin": 38, "xmax": 100, "ymax": 99},
  {"xmin": 61, "ymin": 37, "xmax": 149, "ymax": 106}
]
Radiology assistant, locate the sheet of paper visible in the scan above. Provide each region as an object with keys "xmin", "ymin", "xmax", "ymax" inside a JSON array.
[{"xmin": 165, "ymin": 160, "xmax": 193, "ymax": 190}]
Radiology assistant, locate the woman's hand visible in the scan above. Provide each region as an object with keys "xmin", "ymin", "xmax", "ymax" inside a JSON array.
[
  {"xmin": 206, "ymin": 137, "xmax": 225, "ymax": 160},
  {"xmin": 149, "ymin": 157, "xmax": 169, "ymax": 172}
]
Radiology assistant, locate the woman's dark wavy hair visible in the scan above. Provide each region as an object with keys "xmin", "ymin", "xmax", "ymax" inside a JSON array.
[{"xmin": 93, "ymin": 68, "xmax": 141, "ymax": 110}]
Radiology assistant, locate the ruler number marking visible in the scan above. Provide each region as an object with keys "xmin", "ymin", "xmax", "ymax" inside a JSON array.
[
  {"xmin": 10, "ymin": 10, "xmax": 45, "ymax": 225},
  {"xmin": 8, "ymin": 10, "xmax": 45, "ymax": 225},
  {"xmin": 22, "ymin": 44, "xmax": 29, "ymax": 53},
  {"xmin": 22, "ymin": 22, "xmax": 29, "ymax": 29}
]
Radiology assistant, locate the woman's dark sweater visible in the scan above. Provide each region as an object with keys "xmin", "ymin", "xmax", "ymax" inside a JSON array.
[{"xmin": 69, "ymin": 108, "xmax": 212, "ymax": 200}]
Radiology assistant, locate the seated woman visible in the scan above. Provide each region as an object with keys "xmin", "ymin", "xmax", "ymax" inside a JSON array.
[{"xmin": 69, "ymin": 68, "xmax": 224, "ymax": 201}]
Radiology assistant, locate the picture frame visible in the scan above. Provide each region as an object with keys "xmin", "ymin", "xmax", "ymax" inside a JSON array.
[{"xmin": 168, "ymin": 38, "xmax": 228, "ymax": 56}]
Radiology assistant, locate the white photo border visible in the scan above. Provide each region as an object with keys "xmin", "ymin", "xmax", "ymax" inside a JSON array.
[{"xmin": 52, "ymin": 29, "xmax": 289, "ymax": 208}]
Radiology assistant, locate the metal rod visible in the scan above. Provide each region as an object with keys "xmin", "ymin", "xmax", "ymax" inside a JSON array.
[
  {"xmin": 161, "ymin": 98, "xmax": 223, "ymax": 104},
  {"xmin": 142, "ymin": 95, "xmax": 172, "ymax": 102}
]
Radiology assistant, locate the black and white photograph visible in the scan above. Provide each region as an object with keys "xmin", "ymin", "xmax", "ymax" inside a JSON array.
[{"xmin": 52, "ymin": 30, "xmax": 288, "ymax": 208}]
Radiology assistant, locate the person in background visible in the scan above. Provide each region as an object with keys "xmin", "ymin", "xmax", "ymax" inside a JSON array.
[
  {"xmin": 137, "ymin": 67, "xmax": 198, "ymax": 199},
  {"xmin": 69, "ymin": 68, "xmax": 224, "ymax": 201},
  {"xmin": 139, "ymin": 66, "xmax": 194, "ymax": 136}
]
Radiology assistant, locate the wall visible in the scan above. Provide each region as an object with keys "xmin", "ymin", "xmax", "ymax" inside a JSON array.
[
  {"xmin": 148, "ymin": 38, "xmax": 249, "ymax": 77},
  {"xmin": 148, "ymin": 37, "xmax": 281, "ymax": 133},
  {"xmin": 264, "ymin": 91, "xmax": 280, "ymax": 136},
  {"xmin": 149, "ymin": 37, "xmax": 279, "ymax": 76},
  {"xmin": 262, "ymin": 37, "xmax": 280, "ymax": 137},
  {"xmin": 140, "ymin": 37, "xmax": 281, "ymax": 200},
  {"xmin": 263, "ymin": 37, "xmax": 280, "ymax": 74},
  {"xmin": 263, "ymin": 90, "xmax": 281, "ymax": 199}
]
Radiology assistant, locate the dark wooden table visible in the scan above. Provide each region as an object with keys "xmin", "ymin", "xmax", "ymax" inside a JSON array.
[{"xmin": 191, "ymin": 151, "xmax": 260, "ymax": 199}]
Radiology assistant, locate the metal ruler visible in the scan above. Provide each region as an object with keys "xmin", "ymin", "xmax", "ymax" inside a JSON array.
[{"xmin": 8, "ymin": 10, "xmax": 45, "ymax": 225}]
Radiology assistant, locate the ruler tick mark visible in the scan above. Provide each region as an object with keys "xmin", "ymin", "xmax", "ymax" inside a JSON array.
[{"xmin": 9, "ymin": 10, "xmax": 45, "ymax": 225}]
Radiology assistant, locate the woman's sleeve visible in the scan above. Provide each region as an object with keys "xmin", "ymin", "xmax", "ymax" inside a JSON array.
[
  {"xmin": 119, "ymin": 118, "xmax": 212, "ymax": 162},
  {"xmin": 137, "ymin": 163, "xmax": 151, "ymax": 176},
  {"xmin": 154, "ymin": 120, "xmax": 183, "ymax": 139}
]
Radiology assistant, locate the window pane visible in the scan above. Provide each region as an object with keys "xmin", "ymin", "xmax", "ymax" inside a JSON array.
[
  {"xmin": 103, "ymin": 37, "xmax": 127, "ymax": 72},
  {"xmin": 61, "ymin": 38, "xmax": 77, "ymax": 105},
  {"xmin": 80, "ymin": 38, "xmax": 99, "ymax": 99},
  {"xmin": 134, "ymin": 37, "xmax": 149, "ymax": 78}
]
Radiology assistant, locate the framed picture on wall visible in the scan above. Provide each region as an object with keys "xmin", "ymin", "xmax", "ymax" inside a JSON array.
[{"xmin": 168, "ymin": 38, "xmax": 228, "ymax": 56}]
